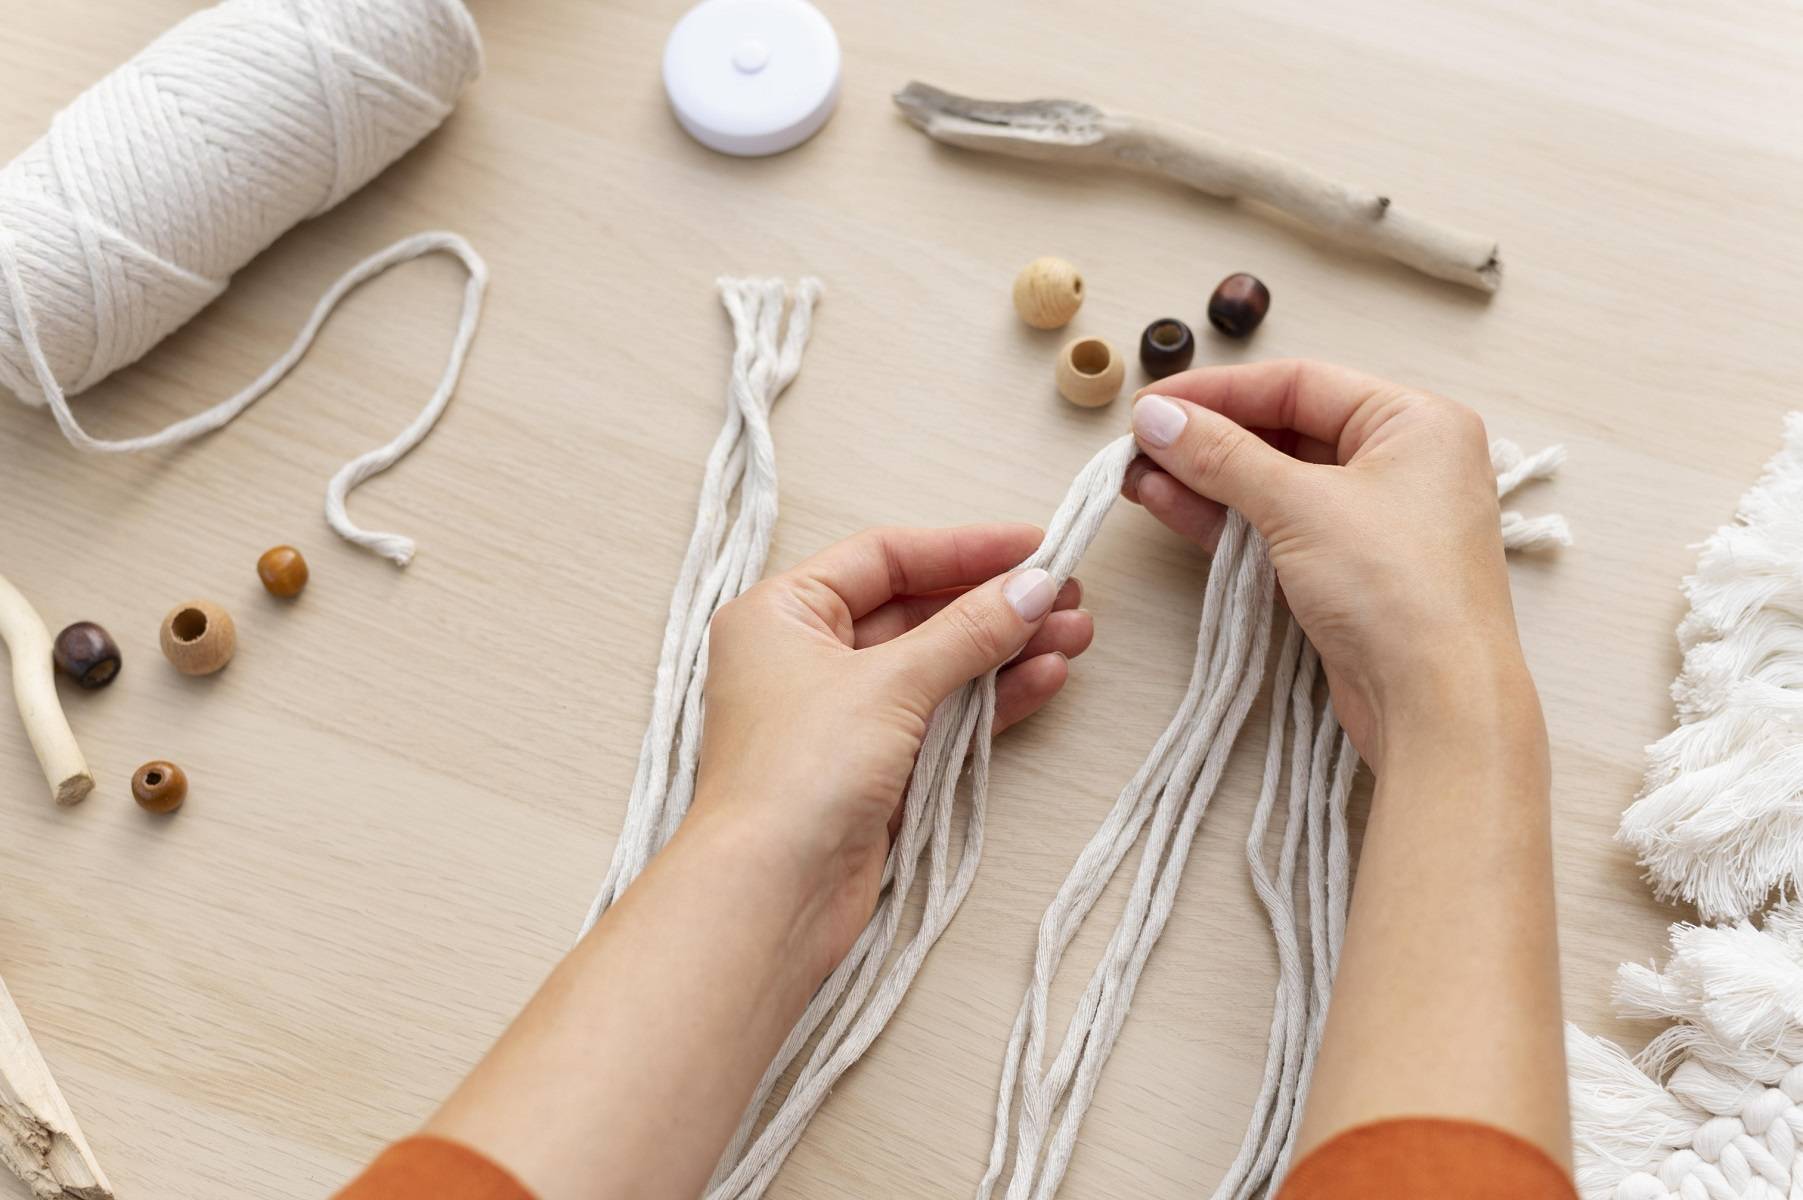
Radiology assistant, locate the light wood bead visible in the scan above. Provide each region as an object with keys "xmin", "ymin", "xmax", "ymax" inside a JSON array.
[
  {"xmin": 1055, "ymin": 336, "xmax": 1125, "ymax": 408},
  {"xmin": 1012, "ymin": 257, "xmax": 1084, "ymax": 329},
  {"xmin": 158, "ymin": 600, "xmax": 236, "ymax": 676}
]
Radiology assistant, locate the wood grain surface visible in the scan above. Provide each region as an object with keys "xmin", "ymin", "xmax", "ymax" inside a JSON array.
[{"xmin": 1, "ymin": 1, "xmax": 1799, "ymax": 1196}]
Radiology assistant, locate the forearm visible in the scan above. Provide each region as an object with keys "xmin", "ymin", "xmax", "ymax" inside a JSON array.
[
  {"xmin": 425, "ymin": 807, "xmax": 833, "ymax": 1200},
  {"xmin": 1294, "ymin": 657, "xmax": 1570, "ymax": 1164}
]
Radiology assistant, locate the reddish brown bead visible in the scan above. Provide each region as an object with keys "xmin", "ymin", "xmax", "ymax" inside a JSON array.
[
  {"xmin": 257, "ymin": 545, "xmax": 309, "ymax": 598},
  {"xmin": 1207, "ymin": 273, "xmax": 1271, "ymax": 338},
  {"xmin": 52, "ymin": 621, "xmax": 121, "ymax": 689},
  {"xmin": 131, "ymin": 760, "xmax": 187, "ymax": 814}
]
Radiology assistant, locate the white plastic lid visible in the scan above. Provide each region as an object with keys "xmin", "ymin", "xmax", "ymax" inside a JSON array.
[{"xmin": 662, "ymin": 0, "xmax": 842, "ymax": 157}]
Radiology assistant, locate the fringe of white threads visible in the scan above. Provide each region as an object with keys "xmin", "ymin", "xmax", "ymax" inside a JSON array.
[
  {"xmin": 1493, "ymin": 438, "xmax": 1573, "ymax": 551},
  {"xmin": 1620, "ymin": 414, "xmax": 1803, "ymax": 922},
  {"xmin": 1568, "ymin": 903, "xmax": 1803, "ymax": 1200}
]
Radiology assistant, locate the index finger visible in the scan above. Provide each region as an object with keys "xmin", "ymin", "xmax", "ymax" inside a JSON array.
[
  {"xmin": 1134, "ymin": 359, "xmax": 1413, "ymax": 463},
  {"xmin": 784, "ymin": 523, "xmax": 1045, "ymax": 620}
]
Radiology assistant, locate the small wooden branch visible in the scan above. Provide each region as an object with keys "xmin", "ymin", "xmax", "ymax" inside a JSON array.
[
  {"xmin": 894, "ymin": 81, "xmax": 1502, "ymax": 293},
  {"xmin": 0, "ymin": 976, "xmax": 112, "ymax": 1199},
  {"xmin": 0, "ymin": 575, "xmax": 92, "ymax": 806}
]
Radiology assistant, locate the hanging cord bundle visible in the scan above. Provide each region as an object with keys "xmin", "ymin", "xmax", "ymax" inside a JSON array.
[
  {"xmin": 0, "ymin": 0, "xmax": 487, "ymax": 564},
  {"xmin": 980, "ymin": 436, "xmax": 1564, "ymax": 1200},
  {"xmin": 581, "ymin": 275, "xmax": 823, "ymax": 929},
  {"xmin": 591, "ymin": 332, "xmax": 1568, "ymax": 1196}
]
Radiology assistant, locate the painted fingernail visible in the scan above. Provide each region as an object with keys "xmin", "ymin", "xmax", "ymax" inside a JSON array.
[
  {"xmin": 1133, "ymin": 394, "xmax": 1187, "ymax": 448},
  {"xmin": 1004, "ymin": 568, "xmax": 1055, "ymax": 622}
]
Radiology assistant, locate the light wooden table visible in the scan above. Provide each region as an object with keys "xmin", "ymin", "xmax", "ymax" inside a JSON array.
[{"xmin": 2, "ymin": 1, "xmax": 1799, "ymax": 1196}]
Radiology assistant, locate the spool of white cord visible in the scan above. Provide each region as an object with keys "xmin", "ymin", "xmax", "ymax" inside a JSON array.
[{"xmin": 0, "ymin": 0, "xmax": 487, "ymax": 564}]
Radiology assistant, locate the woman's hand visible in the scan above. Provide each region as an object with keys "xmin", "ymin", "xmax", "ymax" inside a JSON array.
[
  {"xmin": 690, "ymin": 524, "xmax": 1093, "ymax": 973},
  {"xmin": 1122, "ymin": 361, "xmax": 1569, "ymax": 1166},
  {"xmin": 1124, "ymin": 359, "xmax": 1533, "ymax": 767}
]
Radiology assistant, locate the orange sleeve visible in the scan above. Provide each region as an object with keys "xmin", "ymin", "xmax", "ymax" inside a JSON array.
[
  {"xmin": 334, "ymin": 1135, "xmax": 535, "ymax": 1200},
  {"xmin": 1277, "ymin": 1118, "xmax": 1576, "ymax": 1200}
]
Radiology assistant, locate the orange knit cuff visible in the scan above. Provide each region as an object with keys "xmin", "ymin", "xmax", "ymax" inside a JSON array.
[
  {"xmin": 1278, "ymin": 1118, "xmax": 1576, "ymax": 1200},
  {"xmin": 333, "ymin": 1134, "xmax": 535, "ymax": 1200}
]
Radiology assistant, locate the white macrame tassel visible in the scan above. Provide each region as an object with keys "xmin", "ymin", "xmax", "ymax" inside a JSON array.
[
  {"xmin": 1568, "ymin": 905, "xmax": 1803, "ymax": 1200},
  {"xmin": 1619, "ymin": 414, "xmax": 1803, "ymax": 921}
]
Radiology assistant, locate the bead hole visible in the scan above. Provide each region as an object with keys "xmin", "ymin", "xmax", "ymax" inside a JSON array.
[
  {"xmin": 144, "ymin": 771, "xmax": 162, "ymax": 786},
  {"xmin": 1071, "ymin": 277, "xmax": 1083, "ymax": 297},
  {"xmin": 1070, "ymin": 338, "xmax": 1111, "ymax": 376},
  {"xmin": 172, "ymin": 608, "xmax": 208, "ymax": 643},
  {"xmin": 1150, "ymin": 321, "xmax": 1184, "ymax": 349}
]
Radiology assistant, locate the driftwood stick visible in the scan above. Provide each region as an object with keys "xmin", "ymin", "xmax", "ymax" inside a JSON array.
[
  {"xmin": 894, "ymin": 81, "xmax": 1502, "ymax": 293},
  {"xmin": 0, "ymin": 976, "xmax": 113, "ymax": 1199},
  {"xmin": 0, "ymin": 575, "xmax": 92, "ymax": 807}
]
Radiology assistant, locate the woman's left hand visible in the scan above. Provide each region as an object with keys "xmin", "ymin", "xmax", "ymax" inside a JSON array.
[{"xmin": 692, "ymin": 523, "xmax": 1094, "ymax": 973}]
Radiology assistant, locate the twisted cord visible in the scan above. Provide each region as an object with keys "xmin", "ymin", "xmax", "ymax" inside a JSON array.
[{"xmin": 0, "ymin": 0, "xmax": 484, "ymax": 562}]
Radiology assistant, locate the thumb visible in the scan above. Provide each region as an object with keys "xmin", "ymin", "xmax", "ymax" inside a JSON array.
[
  {"xmin": 1131, "ymin": 393, "xmax": 1302, "ymax": 531},
  {"xmin": 880, "ymin": 567, "xmax": 1056, "ymax": 708}
]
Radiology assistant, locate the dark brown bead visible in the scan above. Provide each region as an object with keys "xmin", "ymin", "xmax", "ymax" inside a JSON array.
[
  {"xmin": 257, "ymin": 545, "xmax": 309, "ymax": 598},
  {"xmin": 1207, "ymin": 273, "xmax": 1271, "ymax": 338},
  {"xmin": 1138, "ymin": 318, "xmax": 1195, "ymax": 377},
  {"xmin": 131, "ymin": 760, "xmax": 187, "ymax": 814},
  {"xmin": 52, "ymin": 621, "xmax": 121, "ymax": 689}
]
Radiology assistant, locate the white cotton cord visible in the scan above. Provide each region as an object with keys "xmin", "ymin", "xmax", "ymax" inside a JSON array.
[
  {"xmin": 0, "ymin": 0, "xmax": 485, "ymax": 562},
  {"xmin": 980, "ymin": 511, "xmax": 1277, "ymax": 1200},
  {"xmin": 2, "ymin": 229, "xmax": 488, "ymax": 564},
  {"xmin": 1212, "ymin": 624, "xmax": 1315, "ymax": 1200},
  {"xmin": 710, "ymin": 436, "xmax": 1142, "ymax": 1200},
  {"xmin": 592, "ymin": 391, "xmax": 1567, "ymax": 1196},
  {"xmin": 1493, "ymin": 438, "xmax": 1573, "ymax": 551},
  {"xmin": 580, "ymin": 276, "xmax": 821, "ymax": 938},
  {"xmin": 980, "ymin": 447, "xmax": 1558, "ymax": 1200}
]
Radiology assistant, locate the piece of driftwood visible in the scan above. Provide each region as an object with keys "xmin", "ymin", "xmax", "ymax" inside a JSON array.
[
  {"xmin": 894, "ymin": 81, "xmax": 1502, "ymax": 293},
  {"xmin": 0, "ymin": 575, "xmax": 92, "ymax": 806},
  {"xmin": 0, "ymin": 976, "xmax": 113, "ymax": 1199}
]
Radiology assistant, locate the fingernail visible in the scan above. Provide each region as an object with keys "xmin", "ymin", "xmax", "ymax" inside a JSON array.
[
  {"xmin": 1133, "ymin": 394, "xmax": 1187, "ymax": 448},
  {"xmin": 1004, "ymin": 568, "xmax": 1055, "ymax": 622},
  {"xmin": 1067, "ymin": 577, "xmax": 1083, "ymax": 607}
]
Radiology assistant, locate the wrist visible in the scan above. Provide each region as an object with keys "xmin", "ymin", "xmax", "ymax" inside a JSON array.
[
  {"xmin": 665, "ymin": 800, "xmax": 860, "ymax": 977},
  {"xmin": 1372, "ymin": 645, "xmax": 1547, "ymax": 772}
]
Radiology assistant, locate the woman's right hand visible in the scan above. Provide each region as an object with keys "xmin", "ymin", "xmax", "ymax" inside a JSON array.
[{"xmin": 1123, "ymin": 360, "xmax": 1536, "ymax": 768}]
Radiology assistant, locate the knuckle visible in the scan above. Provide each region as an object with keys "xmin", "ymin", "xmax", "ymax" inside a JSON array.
[
  {"xmin": 943, "ymin": 601, "xmax": 1006, "ymax": 665},
  {"xmin": 709, "ymin": 583, "xmax": 771, "ymax": 639},
  {"xmin": 1189, "ymin": 424, "xmax": 1246, "ymax": 483},
  {"xmin": 1425, "ymin": 394, "xmax": 1488, "ymax": 441}
]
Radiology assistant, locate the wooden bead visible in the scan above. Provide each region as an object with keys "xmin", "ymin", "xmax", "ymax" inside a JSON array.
[
  {"xmin": 51, "ymin": 621, "xmax": 121, "ymax": 689},
  {"xmin": 1138, "ymin": 318, "xmax": 1195, "ymax": 377},
  {"xmin": 159, "ymin": 600, "xmax": 236, "ymax": 676},
  {"xmin": 1207, "ymin": 272, "xmax": 1271, "ymax": 338},
  {"xmin": 257, "ymin": 545, "xmax": 309, "ymax": 598},
  {"xmin": 1012, "ymin": 257, "xmax": 1084, "ymax": 329},
  {"xmin": 131, "ymin": 760, "xmax": 186, "ymax": 813},
  {"xmin": 1055, "ymin": 336, "xmax": 1125, "ymax": 408}
]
